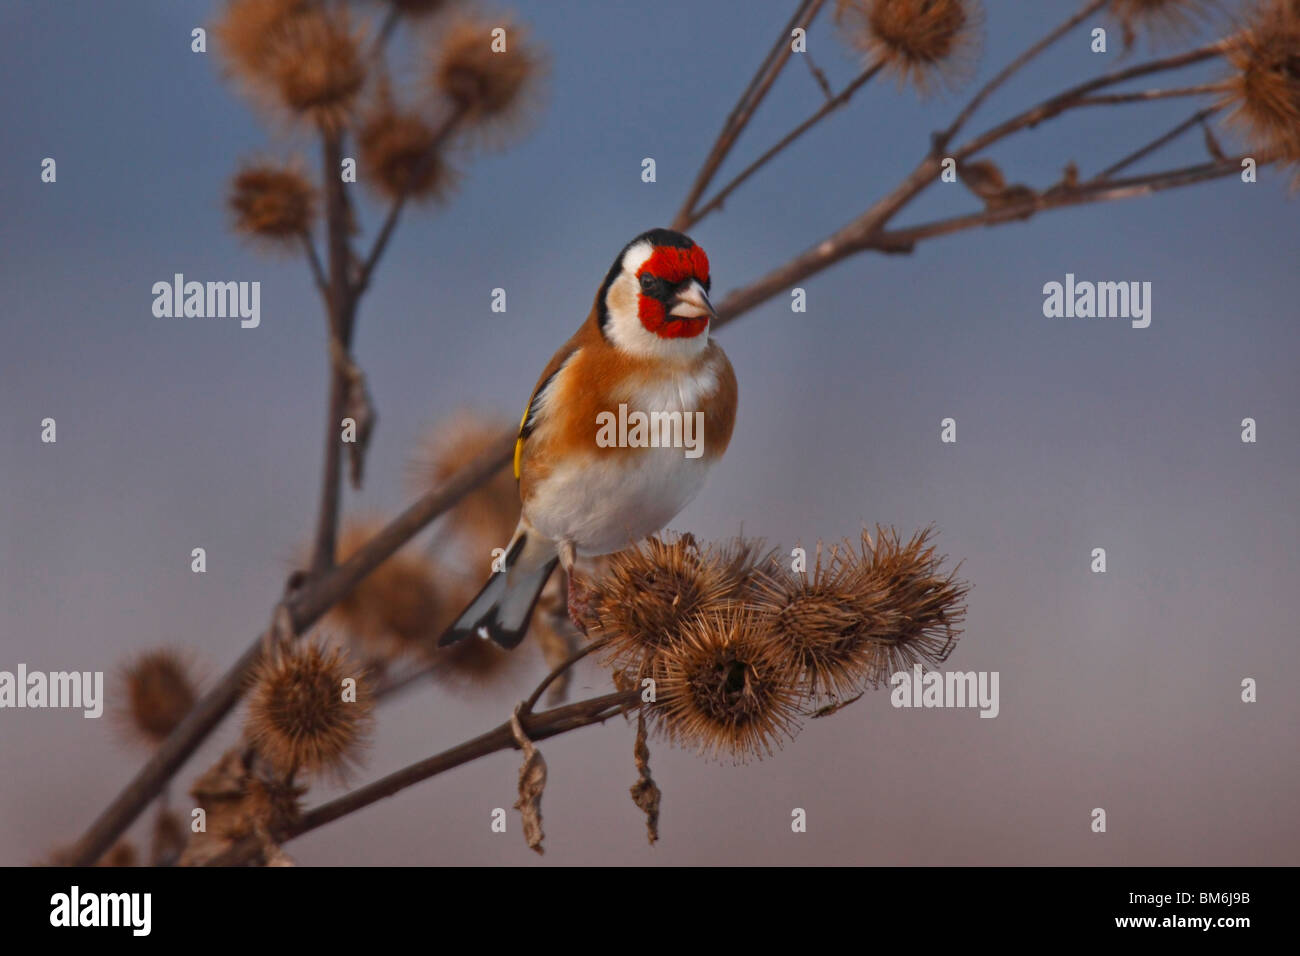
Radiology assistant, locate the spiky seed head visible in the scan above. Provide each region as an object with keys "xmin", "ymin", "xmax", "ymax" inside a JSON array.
[
  {"xmin": 651, "ymin": 605, "xmax": 804, "ymax": 763},
  {"xmin": 120, "ymin": 649, "xmax": 198, "ymax": 744},
  {"xmin": 589, "ymin": 534, "xmax": 740, "ymax": 676},
  {"xmin": 325, "ymin": 521, "xmax": 442, "ymax": 655},
  {"xmin": 229, "ymin": 162, "xmax": 317, "ymax": 241},
  {"xmin": 1109, "ymin": 0, "xmax": 1217, "ymax": 46},
  {"xmin": 433, "ymin": 14, "xmax": 543, "ymax": 144},
  {"xmin": 180, "ymin": 748, "xmax": 305, "ymax": 864},
  {"xmin": 213, "ymin": 0, "xmax": 310, "ymax": 82},
  {"xmin": 214, "ymin": 0, "xmax": 365, "ymax": 130},
  {"xmin": 359, "ymin": 95, "xmax": 459, "ymax": 202},
  {"xmin": 852, "ymin": 526, "xmax": 969, "ymax": 682},
  {"xmin": 750, "ymin": 544, "xmax": 886, "ymax": 699},
  {"xmin": 1223, "ymin": 0, "xmax": 1300, "ymax": 168},
  {"xmin": 835, "ymin": 0, "xmax": 981, "ymax": 94},
  {"xmin": 244, "ymin": 642, "xmax": 373, "ymax": 780},
  {"xmin": 407, "ymin": 411, "xmax": 520, "ymax": 552},
  {"xmin": 266, "ymin": 5, "xmax": 366, "ymax": 130}
]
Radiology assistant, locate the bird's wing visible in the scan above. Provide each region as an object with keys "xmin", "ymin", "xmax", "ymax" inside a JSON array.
[{"xmin": 515, "ymin": 340, "xmax": 582, "ymax": 480}]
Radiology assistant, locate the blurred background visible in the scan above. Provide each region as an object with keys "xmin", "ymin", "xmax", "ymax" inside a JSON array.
[{"xmin": 2, "ymin": 0, "xmax": 1297, "ymax": 865}]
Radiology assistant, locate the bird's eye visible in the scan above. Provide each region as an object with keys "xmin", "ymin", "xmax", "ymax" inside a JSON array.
[{"xmin": 639, "ymin": 273, "xmax": 655, "ymax": 292}]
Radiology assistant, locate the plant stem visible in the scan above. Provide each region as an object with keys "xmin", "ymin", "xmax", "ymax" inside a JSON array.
[
  {"xmin": 863, "ymin": 155, "xmax": 1251, "ymax": 250},
  {"xmin": 684, "ymin": 61, "xmax": 884, "ymax": 230},
  {"xmin": 1091, "ymin": 105, "xmax": 1222, "ymax": 181},
  {"xmin": 937, "ymin": 0, "xmax": 1109, "ymax": 150},
  {"xmin": 308, "ymin": 130, "xmax": 358, "ymax": 576},
  {"xmin": 953, "ymin": 40, "xmax": 1230, "ymax": 161},
  {"xmin": 671, "ymin": 0, "xmax": 826, "ymax": 231},
  {"xmin": 66, "ymin": 433, "xmax": 515, "ymax": 866},
  {"xmin": 206, "ymin": 689, "xmax": 640, "ymax": 866}
]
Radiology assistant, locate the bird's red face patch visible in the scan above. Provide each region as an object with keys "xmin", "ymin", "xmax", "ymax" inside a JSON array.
[{"xmin": 636, "ymin": 244, "xmax": 711, "ymax": 339}]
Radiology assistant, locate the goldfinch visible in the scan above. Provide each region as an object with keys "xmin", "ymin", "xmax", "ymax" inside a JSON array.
[{"xmin": 440, "ymin": 228, "xmax": 738, "ymax": 649}]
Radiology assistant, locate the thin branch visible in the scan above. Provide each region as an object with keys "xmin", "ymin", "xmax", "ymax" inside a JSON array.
[
  {"xmin": 937, "ymin": 0, "xmax": 1109, "ymax": 150},
  {"xmin": 864, "ymin": 156, "xmax": 1256, "ymax": 251},
  {"xmin": 354, "ymin": 106, "xmax": 468, "ymax": 295},
  {"xmin": 685, "ymin": 61, "xmax": 884, "ymax": 229},
  {"xmin": 1091, "ymin": 105, "xmax": 1222, "ymax": 181},
  {"xmin": 709, "ymin": 152, "xmax": 947, "ymax": 323},
  {"xmin": 368, "ymin": 7, "xmax": 400, "ymax": 61},
  {"xmin": 1070, "ymin": 82, "xmax": 1229, "ymax": 107},
  {"xmin": 308, "ymin": 130, "xmax": 358, "ymax": 576},
  {"xmin": 953, "ymin": 39, "xmax": 1232, "ymax": 161},
  {"xmin": 301, "ymin": 233, "xmax": 328, "ymax": 296},
  {"xmin": 803, "ymin": 50, "xmax": 833, "ymax": 100},
  {"xmin": 671, "ymin": 0, "xmax": 826, "ymax": 230},
  {"xmin": 521, "ymin": 636, "xmax": 612, "ymax": 715},
  {"xmin": 67, "ymin": 432, "xmax": 516, "ymax": 866},
  {"xmin": 206, "ymin": 689, "xmax": 640, "ymax": 866}
]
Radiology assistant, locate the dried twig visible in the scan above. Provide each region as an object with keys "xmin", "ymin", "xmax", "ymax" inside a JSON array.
[
  {"xmin": 1092, "ymin": 105, "xmax": 1223, "ymax": 182},
  {"xmin": 510, "ymin": 708, "xmax": 547, "ymax": 854},
  {"xmin": 67, "ymin": 433, "xmax": 514, "ymax": 865},
  {"xmin": 684, "ymin": 61, "xmax": 884, "ymax": 230},
  {"xmin": 205, "ymin": 689, "xmax": 639, "ymax": 866},
  {"xmin": 629, "ymin": 711, "xmax": 661, "ymax": 845},
  {"xmin": 308, "ymin": 130, "xmax": 359, "ymax": 575},
  {"xmin": 937, "ymin": 0, "xmax": 1109, "ymax": 150},
  {"xmin": 672, "ymin": 0, "xmax": 826, "ymax": 230},
  {"xmin": 355, "ymin": 107, "xmax": 468, "ymax": 295}
]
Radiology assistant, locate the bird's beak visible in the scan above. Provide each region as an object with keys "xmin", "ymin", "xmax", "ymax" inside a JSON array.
[{"xmin": 668, "ymin": 280, "xmax": 717, "ymax": 322}]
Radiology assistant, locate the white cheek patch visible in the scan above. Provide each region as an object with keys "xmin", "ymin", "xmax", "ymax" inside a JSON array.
[{"xmin": 604, "ymin": 242, "xmax": 710, "ymax": 361}]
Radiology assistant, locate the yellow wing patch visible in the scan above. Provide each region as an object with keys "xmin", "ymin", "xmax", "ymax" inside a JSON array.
[{"xmin": 513, "ymin": 402, "xmax": 529, "ymax": 481}]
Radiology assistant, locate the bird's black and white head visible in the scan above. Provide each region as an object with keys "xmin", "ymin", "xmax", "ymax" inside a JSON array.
[{"xmin": 598, "ymin": 228, "xmax": 716, "ymax": 359}]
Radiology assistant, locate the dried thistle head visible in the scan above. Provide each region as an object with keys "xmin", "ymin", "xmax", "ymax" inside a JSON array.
[
  {"xmin": 214, "ymin": 0, "xmax": 365, "ymax": 131},
  {"xmin": 432, "ymin": 13, "xmax": 544, "ymax": 144},
  {"xmin": 588, "ymin": 534, "xmax": 742, "ymax": 675},
  {"xmin": 229, "ymin": 162, "xmax": 317, "ymax": 242},
  {"xmin": 118, "ymin": 648, "xmax": 198, "ymax": 745},
  {"xmin": 359, "ymin": 91, "xmax": 459, "ymax": 203},
  {"xmin": 852, "ymin": 526, "xmax": 969, "ymax": 682},
  {"xmin": 1222, "ymin": 0, "xmax": 1300, "ymax": 168},
  {"xmin": 752, "ymin": 528, "xmax": 968, "ymax": 696},
  {"xmin": 751, "ymin": 543, "xmax": 884, "ymax": 699},
  {"xmin": 244, "ymin": 641, "xmax": 373, "ymax": 780},
  {"xmin": 181, "ymin": 748, "xmax": 304, "ymax": 865},
  {"xmin": 713, "ymin": 535, "xmax": 777, "ymax": 596},
  {"xmin": 835, "ymin": 0, "xmax": 981, "ymax": 93},
  {"xmin": 266, "ymin": 4, "xmax": 367, "ymax": 130},
  {"xmin": 652, "ymin": 606, "xmax": 804, "ymax": 763},
  {"xmin": 407, "ymin": 410, "xmax": 520, "ymax": 551},
  {"xmin": 325, "ymin": 521, "xmax": 443, "ymax": 655},
  {"xmin": 213, "ymin": 0, "xmax": 310, "ymax": 81},
  {"xmin": 1109, "ymin": 0, "xmax": 1217, "ymax": 46}
]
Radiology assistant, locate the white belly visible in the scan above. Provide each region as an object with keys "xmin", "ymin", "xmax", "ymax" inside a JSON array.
[
  {"xmin": 524, "ymin": 358, "xmax": 725, "ymax": 555},
  {"xmin": 525, "ymin": 449, "xmax": 711, "ymax": 555}
]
